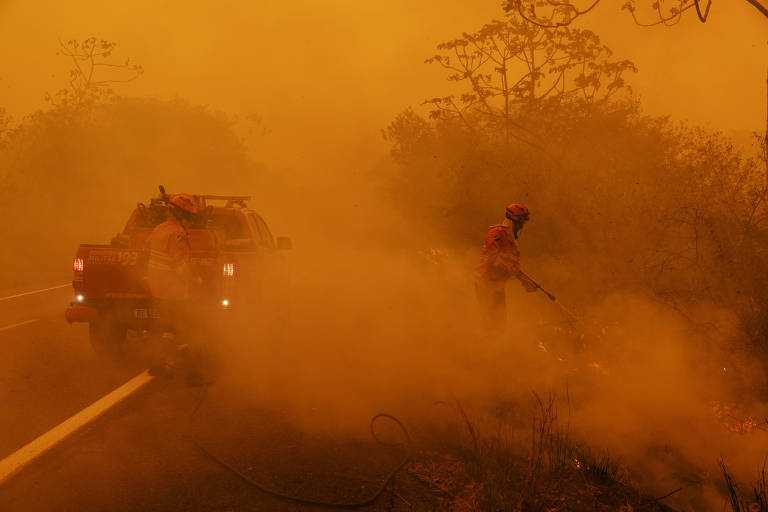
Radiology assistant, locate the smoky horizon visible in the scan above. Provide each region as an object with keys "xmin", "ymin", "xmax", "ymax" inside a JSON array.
[{"xmin": 1, "ymin": 1, "xmax": 767, "ymax": 511}]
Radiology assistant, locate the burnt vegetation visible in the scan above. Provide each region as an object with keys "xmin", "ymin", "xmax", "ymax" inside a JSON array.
[
  {"xmin": 410, "ymin": 395, "xmax": 679, "ymax": 511},
  {"xmin": 385, "ymin": 7, "xmax": 768, "ymax": 361},
  {"xmin": 383, "ymin": 4, "xmax": 768, "ymax": 509}
]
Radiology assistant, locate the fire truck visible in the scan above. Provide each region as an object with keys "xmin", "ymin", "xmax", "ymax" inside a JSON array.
[{"xmin": 65, "ymin": 187, "xmax": 291, "ymax": 357}]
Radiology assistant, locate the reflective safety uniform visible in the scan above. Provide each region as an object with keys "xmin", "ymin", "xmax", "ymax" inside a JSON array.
[
  {"xmin": 476, "ymin": 225, "xmax": 523, "ymax": 290},
  {"xmin": 475, "ymin": 225, "xmax": 531, "ymax": 326},
  {"xmin": 146, "ymin": 220, "xmax": 191, "ymax": 300}
]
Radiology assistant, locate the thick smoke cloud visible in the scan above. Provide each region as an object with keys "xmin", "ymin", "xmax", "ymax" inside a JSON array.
[{"xmin": 0, "ymin": 1, "xmax": 766, "ymax": 510}]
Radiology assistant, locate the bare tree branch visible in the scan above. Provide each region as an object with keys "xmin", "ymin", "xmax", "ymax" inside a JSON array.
[
  {"xmin": 745, "ymin": 0, "xmax": 768, "ymax": 18},
  {"xmin": 508, "ymin": 0, "xmax": 601, "ymax": 28},
  {"xmin": 509, "ymin": 0, "xmax": 767, "ymax": 26},
  {"xmin": 49, "ymin": 38, "xmax": 143, "ymax": 108},
  {"xmin": 693, "ymin": 0, "xmax": 713, "ymax": 22}
]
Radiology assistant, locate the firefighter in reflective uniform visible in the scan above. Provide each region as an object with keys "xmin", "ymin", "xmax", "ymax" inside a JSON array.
[
  {"xmin": 146, "ymin": 193, "xmax": 203, "ymax": 384},
  {"xmin": 475, "ymin": 202, "xmax": 537, "ymax": 327}
]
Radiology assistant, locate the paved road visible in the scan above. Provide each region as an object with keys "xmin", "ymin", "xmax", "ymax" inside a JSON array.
[
  {"xmin": 0, "ymin": 285, "xmax": 144, "ymax": 461},
  {"xmin": 0, "ymin": 284, "xmax": 427, "ymax": 511}
]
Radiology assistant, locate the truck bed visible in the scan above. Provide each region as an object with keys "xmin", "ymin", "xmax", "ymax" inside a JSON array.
[{"xmin": 73, "ymin": 229, "xmax": 224, "ymax": 302}]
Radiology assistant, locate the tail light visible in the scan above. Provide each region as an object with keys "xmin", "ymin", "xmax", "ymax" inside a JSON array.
[
  {"xmin": 223, "ymin": 263, "xmax": 234, "ymax": 277},
  {"xmin": 73, "ymin": 258, "xmax": 84, "ymax": 272}
]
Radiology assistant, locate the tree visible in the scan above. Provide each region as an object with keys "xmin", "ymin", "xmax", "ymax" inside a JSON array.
[
  {"xmin": 504, "ymin": 0, "xmax": 768, "ymax": 27},
  {"xmin": 423, "ymin": 10, "xmax": 636, "ymax": 146},
  {"xmin": 45, "ymin": 38, "xmax": 143, "ymax": 109},
  {"xmin": 507, "ymin": 0, "xmax": 767, "ymax": 205}
]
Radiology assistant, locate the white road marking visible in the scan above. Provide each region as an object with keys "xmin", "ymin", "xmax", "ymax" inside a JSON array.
[
  {"xmin": 0, "ymin": 284, "xmax": 70, "ymax": 302},
  {"xmin": 0, "ymin": 370, "xmax": 155, "ymax": 485},
  {"xmin": 0, "ymin": 319, "xmax": 40, "ymax": 333}
]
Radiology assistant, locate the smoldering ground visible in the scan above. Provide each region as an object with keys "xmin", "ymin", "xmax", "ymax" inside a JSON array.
[{"xmin": 186, "ymin": 191, "xmax": 768, "ymax": 510}]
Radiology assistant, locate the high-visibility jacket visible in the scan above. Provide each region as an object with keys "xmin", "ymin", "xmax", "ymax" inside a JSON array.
[
  {"xmin": 146, "ymin": 220, "xmax": 191, "ymax": 300},
  {"xmin": 475, "ymin": 225, "xmax": 523, "ymax": 290}
]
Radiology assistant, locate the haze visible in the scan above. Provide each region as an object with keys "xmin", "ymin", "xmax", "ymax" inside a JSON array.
[
  {"xmin": 1, "ymin": 1, "xmax": 768, "ymax": 510},
  {"xmin": 0, "ymin": 0, "xmax": 765, "ymax": 173}
]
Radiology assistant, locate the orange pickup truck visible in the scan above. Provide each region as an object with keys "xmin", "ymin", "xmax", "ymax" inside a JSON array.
[{"xmin": 65, "ymin": 189, "xmax": 291, "ymax": 356}]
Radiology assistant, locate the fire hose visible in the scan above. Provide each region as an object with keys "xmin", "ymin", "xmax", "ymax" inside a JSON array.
[{"xmin": 187, "ymin": 387, "xmax": 412, "ymax": 508}]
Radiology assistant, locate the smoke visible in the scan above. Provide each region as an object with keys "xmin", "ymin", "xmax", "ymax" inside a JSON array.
[
  {"xmin": 197, "ymin": 176, "xmax": 768, "ymax": 507},
  {"xmin": 0, "ymin": 1, "xmax": 766, "ymax": 509}
]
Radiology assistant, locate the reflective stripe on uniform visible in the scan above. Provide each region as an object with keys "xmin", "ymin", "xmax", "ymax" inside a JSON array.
[{"xmin": 145, "ymin": 220, "xmax": 191, "ymax": 300}]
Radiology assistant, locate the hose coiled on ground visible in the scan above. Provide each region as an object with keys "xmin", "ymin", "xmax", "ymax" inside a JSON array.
[{"xmin": 188, "ymin": 388, "xmax": 411, "ymax": 508}]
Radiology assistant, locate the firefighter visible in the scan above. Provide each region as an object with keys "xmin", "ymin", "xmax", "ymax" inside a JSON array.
[
  {"xmin": 146, "ymin": 193, "xmax": 204, "ymax": 384},
  {"xmin": 146, "ymin": 193, "xmax": 197, "ymax": 301},
  {"xmin": 475, "ymin": 202, "xmax": 538, "ymax": 327}
]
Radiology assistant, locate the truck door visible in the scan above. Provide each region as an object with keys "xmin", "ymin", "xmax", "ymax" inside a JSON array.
[{"xmin": 245, "ymin": 212, "xmax": 282, "ymax": 298}]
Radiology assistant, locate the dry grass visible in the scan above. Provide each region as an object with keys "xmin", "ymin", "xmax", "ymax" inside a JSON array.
[
  {"xmin": 721, "ymin": 457, "xmax": 768, "ymax": 512},
  {"xmin": 410, "ymin": 394, "xmax": 674, "ymax": 512}
]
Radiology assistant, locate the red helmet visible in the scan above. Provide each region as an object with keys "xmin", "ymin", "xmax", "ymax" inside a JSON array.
[
  {"xmin": 505, "ymin": 202, "xmax": 529, "ymax": 221},
  {"xmin": 169, "ymin": 193, "xmax": 198, "ymax": 215}
]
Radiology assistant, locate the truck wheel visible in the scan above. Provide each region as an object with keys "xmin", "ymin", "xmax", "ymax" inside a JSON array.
[{"xmin": 89, "ymin": 317, "xmax": 127, "ymax": 359}]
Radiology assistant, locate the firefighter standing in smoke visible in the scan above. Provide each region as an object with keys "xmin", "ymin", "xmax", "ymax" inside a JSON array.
[
  {"xmin": 145, "ymin": 193, "xmax": 204, "ymax": 384},
  {"xmin": 475, "ymin": 203, "xmax": 538, "ymax": 326}
]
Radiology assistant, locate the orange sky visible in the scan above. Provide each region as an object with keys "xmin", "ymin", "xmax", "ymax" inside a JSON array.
[{"xmin": 0, "ymin": 0, "xmax": 766, "ymax": 168}]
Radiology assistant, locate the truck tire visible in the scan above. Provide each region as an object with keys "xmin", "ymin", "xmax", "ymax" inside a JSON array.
[{"xmin": 89, "ymin": 316, "xmax": 127, "ymax": 359}]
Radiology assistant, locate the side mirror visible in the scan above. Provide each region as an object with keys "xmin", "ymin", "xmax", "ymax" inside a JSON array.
[{"xmin": 277, "ymin": 237, "xmax": 292, "ymax": 250}]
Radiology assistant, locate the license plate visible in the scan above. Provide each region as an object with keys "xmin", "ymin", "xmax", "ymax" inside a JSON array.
[{"xmin": 133, "ymin": 308, "xmax": 159, "ymax": 319}]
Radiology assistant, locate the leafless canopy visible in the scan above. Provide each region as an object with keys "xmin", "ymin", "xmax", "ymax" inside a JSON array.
[
  {"xmin": 423, "ymin": 10, "xmax": 636, "ymax": 146},
  {"xmin": 47, "ymin": 38, "xmax": 144, "ymax": 108},
  {"xmin": 504, "ymin": 0, "xmax": 768, "ymax": 27}
]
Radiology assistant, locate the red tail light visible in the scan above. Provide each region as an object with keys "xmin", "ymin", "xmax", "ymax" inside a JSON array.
[
  {"xmin": 73, "ymin": 258, "xmax": 84, "ymax": 272},
  {"xmin": 223, "ymin": 263, "xmax": 234, "ymax": 277}
]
